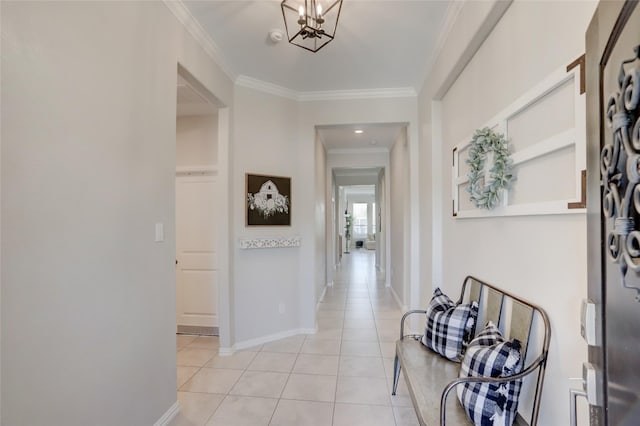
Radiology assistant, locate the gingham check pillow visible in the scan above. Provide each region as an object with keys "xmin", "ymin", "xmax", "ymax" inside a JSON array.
[
  {"xmin": 457, "ymin": 321, "xmax": 523, "ymax": 426},
  {"xmin": 421, "ymin": 288, "xmax": 478, "ymax": 362}
]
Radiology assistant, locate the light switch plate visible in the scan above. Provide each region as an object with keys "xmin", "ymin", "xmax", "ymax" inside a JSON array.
[{"xmin": 155, "ymin": 223, "xmax": 164, "ymax": 242}]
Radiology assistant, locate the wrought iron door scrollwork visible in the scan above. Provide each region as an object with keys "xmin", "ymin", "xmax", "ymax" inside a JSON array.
[{"xmin": 601, "ymin": 45, "xmax": 640, "ymax": 300}]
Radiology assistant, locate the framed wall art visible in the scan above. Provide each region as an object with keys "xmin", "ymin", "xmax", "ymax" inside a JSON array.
[{"xmin": 246, "ymin": 173, "xmax": 291, "ymax": 226}]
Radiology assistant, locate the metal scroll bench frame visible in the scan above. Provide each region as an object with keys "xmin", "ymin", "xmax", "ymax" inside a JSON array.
[{"xmin": 391, "ymin": 276, "xmax": 551, "ymax": 425}]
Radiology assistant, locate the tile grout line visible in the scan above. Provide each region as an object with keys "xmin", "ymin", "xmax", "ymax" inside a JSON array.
[{"xmin": 330, "ymin": 282, "xmax": 349, "ymax": 425}]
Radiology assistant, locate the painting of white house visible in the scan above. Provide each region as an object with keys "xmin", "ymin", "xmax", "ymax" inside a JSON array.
[{"xmin": 246, "ymin": 174, "xmax": 291, "ymax": 226}]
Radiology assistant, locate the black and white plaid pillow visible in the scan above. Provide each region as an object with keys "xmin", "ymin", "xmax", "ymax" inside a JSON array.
[
  {"xmin": 421, "ymin": 288, "xmax": 478, "ymax": 362},
  {"xmin": 457, "ymin": 322, "xmax": 523, "ymax": 426}
]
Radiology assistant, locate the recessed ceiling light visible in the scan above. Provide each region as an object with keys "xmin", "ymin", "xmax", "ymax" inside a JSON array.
[{"xmin": 354, "ymin": 129, "xmax": 363, "ymax": 134}]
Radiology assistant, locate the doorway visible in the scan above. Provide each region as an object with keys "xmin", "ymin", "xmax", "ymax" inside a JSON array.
[
  {"xmin": 175, "ymin": 70, "xmax": 220, "ymax": 336},
  {"xmin": 331, "ymin": 167, "xmax": 389, "ymax": 289},
  {"xmin": 341, "ymin": 185, "xmax": 376, "ymax": 253}
]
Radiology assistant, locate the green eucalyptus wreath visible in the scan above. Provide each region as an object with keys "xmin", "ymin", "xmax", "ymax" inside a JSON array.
[{"xmin": 466, "ymin": 127, "xmax": 513, "ymax": 210}]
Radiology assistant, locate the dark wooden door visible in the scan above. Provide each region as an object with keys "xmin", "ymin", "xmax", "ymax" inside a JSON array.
[{"xmin": 587, "ymin": 1, "xmax": 640, "ymax": 424}]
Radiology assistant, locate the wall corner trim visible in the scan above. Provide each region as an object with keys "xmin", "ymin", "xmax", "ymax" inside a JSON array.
[
  {"xmin": 566, "ymin": 54, "xmax": 586, "ymax": 94},
  {"xmin": 568, "ymin": 169, "xmax": 587, "ymax": 209}
]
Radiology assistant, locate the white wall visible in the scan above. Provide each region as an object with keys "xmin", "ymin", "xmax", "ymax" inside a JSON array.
[
  {"xmin": 315, "ymin": 133, "xmax": 327, "ymax": 302},
  {"xmin": 377, "ymin": 169, "xmax": 386, "ymax": 272},
  {"xmin": 1, "ymin": 2, "xmax": 233, "ymax": 424},
  {"xmin": 334, "ymin": 183, "xmax": 344, "ymax": 267},
  {"xmin": 419, "ymin": 0, "xmax": 597, "ymax": 424},
  {"xmin": 176, "ymin": 115, "xmax": 218, "ymax": 168},
  {"xmin": 418, "ymin": 0, "xmax": 512, "ymax": 310},
  {"xmin": 232, "ymin": 86, "xmax": 304, "ymax": 344},
  {"xmin": 389, "ymin": 131, "xmax": 409, "ymax": 309},
  {"xmin": 230, "ymin": 94, "xmax": 419, "ymax": 345}
]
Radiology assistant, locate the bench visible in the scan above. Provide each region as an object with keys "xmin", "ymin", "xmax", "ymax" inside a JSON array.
[{"xmin": 392, "ymin": 276, "xmax": 551, "ymax": 425}]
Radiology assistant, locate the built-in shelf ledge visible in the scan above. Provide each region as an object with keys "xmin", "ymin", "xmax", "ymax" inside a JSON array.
[
  {"xmin": 239, "ymin": 237, "xmax": 301, "ymax": 249},
  {"xmin": 175, "ymin": 166, "xmax": 218, "ymax": 177}
]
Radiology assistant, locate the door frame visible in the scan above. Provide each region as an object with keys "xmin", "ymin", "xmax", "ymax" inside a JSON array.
[
  {"xmin": 586, "ymin": 1, "xmax": 639, "ymax": 424},
  {"xmin": 175, "ymin": 64, "xmax": 232, "ymax": 351}
]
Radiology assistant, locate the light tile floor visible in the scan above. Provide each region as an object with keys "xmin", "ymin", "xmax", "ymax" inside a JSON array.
[{"xmin": 170, "ymin": 250, "xmax": 419, "ymax": 426}]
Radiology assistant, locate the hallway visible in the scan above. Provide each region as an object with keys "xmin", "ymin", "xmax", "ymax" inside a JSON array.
[{"xmin": 171, "ymin": 249, "xmax": 418, "ymax": 426}]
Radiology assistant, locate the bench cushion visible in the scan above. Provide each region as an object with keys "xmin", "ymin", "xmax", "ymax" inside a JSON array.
[
  {"xmin": 421, "ymin": 288, "xmax": 478, "ymax": 361},
  {"xmin": 457, "ymin": 322, "xmax": 523, "ymax": 426}
]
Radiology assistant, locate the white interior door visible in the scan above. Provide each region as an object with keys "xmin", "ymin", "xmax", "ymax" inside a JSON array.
[{"xmin": 176, "ymin": 174, "xmax": 218, "ymax": 329}]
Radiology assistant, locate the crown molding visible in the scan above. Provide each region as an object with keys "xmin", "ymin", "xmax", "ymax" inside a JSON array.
[
  {"xmin": 334, "ymin": 168, "xmax": 382, "ymax": 177},
  {"xmin": 163, "ymin": 0, "xmax": 236, "ymax": 81},
  {"xmin": 235, "ymin": 75, "xmax": 300, "ymax": 101},
  {"xmin": 166, "ymin": 1, "xmax": 419, "ymax": 101},
  {"xmin": 299, "ymin": 87, "xmax": 416, "ymax": 101},
  {"xmin": 235, "ymin": 75, "xmax": 416, "ymax": 102},
  {"xmin": 420, "ymin": 0, "xmax": 513, "ymax": 98},
  {"xmin": 416, "ymin": 0, "xmax": 466, "ymax": 93},
  {"xmin": 327, "ymin": 147, "xmax": 389, "ymax": 155}
]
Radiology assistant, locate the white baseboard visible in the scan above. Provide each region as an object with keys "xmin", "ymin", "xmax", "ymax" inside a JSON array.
[
  {"xmin": 218, "ymin": 346, "xmax": 234, "ymax": 356},
  {"xmin": 317, "ymin": 285, "xmax": 328, "ymax": 310},
  {"xmin": 389, "ymin": 285, "xmax": 408, "ymax": 312},
  {"xmin": 232, "ymin": 328, "xmax": 317, "ymax": 352},
  {"xmin": 154, "ymin": 401, "xmax": 180, "ymax": 426}
]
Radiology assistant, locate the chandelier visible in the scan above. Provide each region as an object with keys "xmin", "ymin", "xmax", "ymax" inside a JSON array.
[{"xmin": 281, "ymin": 0, "xmax": 343, "ymax": 52}]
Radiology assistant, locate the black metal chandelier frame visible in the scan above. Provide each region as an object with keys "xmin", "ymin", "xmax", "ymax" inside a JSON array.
[{"xmin": 281, "ymin": 0, "xmax": 343, "ymax": 53}]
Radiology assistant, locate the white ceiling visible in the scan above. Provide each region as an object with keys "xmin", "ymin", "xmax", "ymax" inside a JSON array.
[
  {"xmin": 178, "ymin": 0, "xmax": 456, "ymax": 150},
  {"xmin": 317, "ymin": 123, "xmax": 404, "ymax": 151},
  {"xmin": 182, "ymin": 0, "xmax": 454, "ymax": 93}
]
